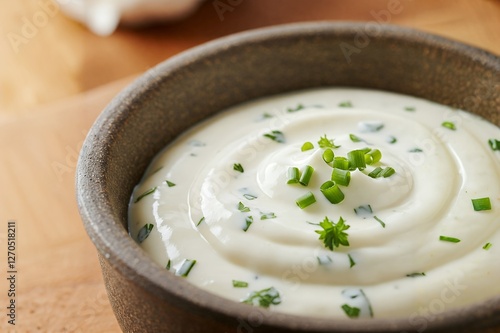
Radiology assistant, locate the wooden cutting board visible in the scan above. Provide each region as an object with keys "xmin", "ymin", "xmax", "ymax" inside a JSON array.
[{"xmin": 0, "ymin": 1, "xmax": 499, "ymax": 332}]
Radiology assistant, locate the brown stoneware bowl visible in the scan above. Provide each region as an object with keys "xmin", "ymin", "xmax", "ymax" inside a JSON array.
[{"xmin": 76, "ymin": 22, "xmax": 500, "ymax": 332}]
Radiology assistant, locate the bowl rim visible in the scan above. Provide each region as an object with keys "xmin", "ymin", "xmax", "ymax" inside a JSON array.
[{"xmin": 76, "ymin": 21, "xmax": 500, "ymax": 332}]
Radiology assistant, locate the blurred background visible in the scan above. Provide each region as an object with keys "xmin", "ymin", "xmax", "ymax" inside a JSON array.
[{"xmin": 0, "ymin": 1, "xmax": 499, "ymax": 332}]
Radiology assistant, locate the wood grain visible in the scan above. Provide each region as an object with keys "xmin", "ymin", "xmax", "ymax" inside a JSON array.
[{"xmin": 0, "ymin": 0, "xmax": 499, "ymax": 332}]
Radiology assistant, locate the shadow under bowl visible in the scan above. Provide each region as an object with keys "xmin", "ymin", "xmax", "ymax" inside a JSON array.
[{"xmin": 76, "ymin": 22, "xmax": 500, "ymax": 333}]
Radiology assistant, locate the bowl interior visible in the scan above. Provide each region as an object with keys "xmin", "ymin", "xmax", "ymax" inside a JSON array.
[{"xmin": 77, "ymin": 22, "xmax": 500, "ymax": 332}]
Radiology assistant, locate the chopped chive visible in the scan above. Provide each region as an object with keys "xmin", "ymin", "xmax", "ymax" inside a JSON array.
[
  {"xmin": 331, "ymin": 168, "xmax": 351, "ymax": 186},
  {"xmin": 472, "ymin": 197, "xmax": 491, "ymax": 211},
  {"xmin": 296, "ymin": 191, "xmax": 316, "ymax": 209},
  {"xmin": 242, "ymin": 287, "xmax": 281, "ymax": 308},
  {"xmin": 317, "ymin": 255, "xmax": 333, "ymax": 265},
  {"xmin": 196, "ymin": 217, "xmax": 205, "ymax": 226},
  {"xmin": 287, "ymin": 167, "xmax": 300, "ymax": 184},
  {"xmin": 166, "ymin": 260, "xmax": 171, "ymax": 270},
  {"xmin": 341, "ymin": 304, "xmax": 360, "ymax": 318},
  {"xmin": 387, "ymin": 136, "xmax": 397, "ymax": 144},
  {"xmin": 338, "ymin": 101, "xmax": 353, "ymax": 108},
  {"xmin": 368, "ymin": 167, "xmax": 383, "ymax": 178},
  {"xmin": 243, "ymin": 193, "xmax": 257, "ymax": 200},
  {"xmin": 243, "ymin": 216, "xmax": 253, "ymax": 232},
  {"xmin": 409, "ymin": 148, "xmax": 423, "ymax": 153},
  {"xmin": 238, "ymin": 202, "xmax": 250, "ymax": 212},
  {"xmin": 176, "ymin": 259, "xmax": 196, "ymax": 277},
  {"xmin": 134, "ymin": 187, "xmax": 157, "ymax": 203},
  {"xmin": 348, "ymin": 254, "xmax": 356, "ymax": 268},
  {"xmin": 320, "ymin": 181, "xmax": 345, "ymax": 204},
  {"xmin": 165, "ymin": 180, "xmax": 176, "ymax": 187},
  {"xmin": 354, "ymin": 205, "xmax": 372, "ymax": 215},
  {"xmin": 347, "ymin": 149, "xmax": 366, "ymax": 170},
  {"xmin": 442, "ymin": 121, "xmax": 456, "ymax": 130},
  {"xmin": 260, "ymin": 212, "xmax": 276, "ymax": 220},
  {"xmin": 349, "ymin": 134, "xmax": 364, "ymax": 142},
  {"xmin": 137, "ymin": 223, "xmax": 154, "ymax": 243},
  {"xmin": 261, "ymin": 112, "xmax": 273, "ymax": 119},
  {"xmin": 406, "ymin": 272, "xmax": 426, "ymax": 277},
  {"xmin": 380, "ymin": 167, "xmax": 396, "ymax": 178},
  {"xmin": 483, "ymin": 242, "xmax": 492, "ymax": 250},
  {"xmin": 301, "ymin": 141, "xmax": 314, "ymax": 151},
  {"xmin": 263, "ymin": 130, "xmax": 285, "ymax": 143},
  {"xmin": 373, "ymin": 216, "xmax": 386, "ymax": 228},
  {"xmin": 439, "ymin": 236, "xmax": 461, "ymax": 243},
  {"xmin": 287, "ymin": 104, "xmax": 305, "ymax": 112},
  {"xmin": 333, "ymin": 157, "xmax": 350, "ymax": 170},
  {"xmin": 318, "ymin": 135, "xmax": 340, "ymax": 149},
  {"xmin": 365, "ymin": 149, "xmax": 382, "ymax": 165},
  {"xmin": 404, "ymin": 106, "xmax": 416, "ymax": 112},
  {"xmin": 489, "ymin": 139, "xmax": 500, "ymax": 151},
  {"xmin": 232, "ymin": 280, "xmax": 249, "ymax": 288},
  {"xmin": 299, "ymin": 165, "xmax": 314, "ymax": 186},
  {"xmin": 359, "ymin": 121, "xmax": 384, "ymax": 133},
  {"xmin": 233, "ymin": 163, "xmax": 244, "ymax": 173},
  {"xmin": 322, "ymin": 148, "xmax": 335, "ymax": 164}
]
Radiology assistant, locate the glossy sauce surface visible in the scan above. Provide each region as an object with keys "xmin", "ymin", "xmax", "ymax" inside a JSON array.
[{"xmin": 129, "ymin": 88, "xmax": 500, "ymax": 319}]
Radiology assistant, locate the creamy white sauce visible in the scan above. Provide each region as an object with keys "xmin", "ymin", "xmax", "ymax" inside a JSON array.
[{"xmin": 129, "ymin": 88, "xmax": 500, "ymax": 319}]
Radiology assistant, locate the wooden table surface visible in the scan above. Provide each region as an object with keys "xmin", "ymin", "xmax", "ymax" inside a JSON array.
[{"xmin": 0, "ymin": 1, "xmax": 499, "ymax": 332}]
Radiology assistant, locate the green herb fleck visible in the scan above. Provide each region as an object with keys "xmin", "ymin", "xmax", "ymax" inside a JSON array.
[
  {"xmin": 134, "ymin": 187, "xmax": 157, "ymax": 203},
  {"xmin": 359, "ymin": 121, "xmax": 384, "ymax": 132},
  {"xmin": 196, "ymin": 217, "xmax": 205, "ymax": 226},
  {"xmin": 165, "ymin": 180, "xmax": 176, "ymax": 187},
  {"xmin": 442, "ymin": 121, "xmax": 456, "ymax": 130},
  {"xmin": 232, "ymin": 280, "xmax": 249, "ymax": 288},
  {"xmin": 233, "ymin": 163, "xmax": 244, "ymax": 173},
  {"xmin": 489, "ymin": 138, "xmax": 500, "ymax": 151},
  {"xmin": 317, "ymin": 255, "xmax": 332, "ymax": 265},
  {"xmin": 176, "ymin": 259, "xmax": 196, "ymax": 277},
  {"xmin": 354, "ymin": 205, "xmax": 372, "ymax": 215},
  {"xmin": 348, "ymin": 254, "xmax": 356, "ymax": 268},
  {"xmin": 483, "ymin": 242, "xmax": 492, "ymax": 250},
  {"xmin": 373, "ymin": 216, "xmax": 386, "ymax": 228},
  {"xmin": 243, "ymin": 216, "xmax": 253, "ymax": 232},
  {"xmin": 242, "ymin": 287, "xmax": 281, "ymax": 308},
  {"xmin": 243, "ymin": 193, "xmax": 257, "ymax": 200},
  {"xmin": 260, "ymin": 212, "xmax": 276, "ymax": 220},
  {"xmin": 318, "ymin": 134, "xmax": 340, "ymax": 149},
  {"xmin": 406, "ymin": 272, "xmax": 426, "ymax": 277},
  {"xmin": 338, "ymin": 101, "xmax": 353, "ymax": 108},
  {"xmin": 238, "ymin": 202, "xmax": 250, "ymax": 212},
  {"xmin": 137, "ymin": 223, "xmax": 154, "ymax": 243},
  {"xmin": 263, "ymin": 130, "xmax": 285, "ymax": 143},
  {"xmin": 166, "ymin": 260, "xmax": 171, "ymax": 270},
  {"xmin": 315, "ymin": 216, "xmax": 350, "ymax": 251},
  {"xmin": 301, "ymin": 141, "xmax": 314, "ymax": 151},
  {"xmin": 349, "ymin": 134, "xmax": 364, "ymax": 143},
  {"xmin": 287, "ymin": 104, "xmax": 305, "ymax": 112},
  {"xmin": 262, "ymin": 112, "xmax": 273, "ymax": 119},
  {"xmin": 404, "ymin": 106, "xmax": 416, "ymax": 112},
  {"xmin": 409, "ymin": 148, "xmax": 423, "ymax": 153},
  {"xmin": 472, "ymin": 197, "xmax": 492, "ymax": 211},
  {"xmin": 387, "ymin": 136, "xmax": 397, "ymax": 144},
  {"xmin": 341, "ymin": 304, "xmax": 360, "ymax": 318},
  {"xmin": 439, "ymin": 235, "xmax": 461, "ymax": 243}
]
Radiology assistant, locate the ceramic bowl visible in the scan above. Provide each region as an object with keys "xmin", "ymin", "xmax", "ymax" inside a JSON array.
[{"xmin": 76, "ymin": 22, "xmax": 500, "ymax": 332}]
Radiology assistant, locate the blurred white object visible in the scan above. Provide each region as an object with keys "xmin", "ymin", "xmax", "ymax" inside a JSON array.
[{"xmin": 57, "ymin": 0, "xmax": 204, "ymax": 36}]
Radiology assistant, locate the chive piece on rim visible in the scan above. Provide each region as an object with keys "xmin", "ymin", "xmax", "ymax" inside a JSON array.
[
  {"xmin": 232, "ymin": 280, "xmax": 249, "ymax": 288},
  {"xmin": 137, "ymin": 223, "xmax": 154, "ymax": 243},
  {"xmin": 196, "ymin": 217, "xmax": 205, "ymax": 226},
  {"xmin": 439, "ymin": 236, "xmax": 461, "ymax": 243},
  {"xmin": 404, "ymin": 106, "xmax": 416, "ymax": 112},
  {"xmin": 406, "ymin": 272, "xmax": 426, "ymax": 277},
  {"xmin": 472, "ymin": 197, "xmax": 492, "ymax": 211},
  {"xmin": 483, "ymin": 242, "xmax": 493, "ymax": 250},
  {"xmin": 299, "ymin": 165, "xmax": 314, "ymax": 186},
  {"xmin": 296, "ymin": 192, "xmax": 317, "ymax": 209},
  {"xmin": 373, "ymin": 216, "xmax": 386, "ymax": 228},
  {"xmin": 339, "ymin": 101, "xmax": 353, "ymax": 108},
  {"xmin": 322, "ymin": 148, "xmax": 335, "ymax": 164},
  {"xmin": 331, "ymin": 168, "xmax": 351, "ymax": 186},
  {"xmin": 301, "ymin": 141, "xmax": 314, "ymax": 151},
  {"xmin": 287, "ymin": 167, "xmax": 300, "ymax": 184},
  {"xmin": 320, "ymin": 181, "xmax": 345, "ymax": 204},
  {"xmin": 135, "ymin": 187, "xmax": 157, "ymax": 203},
  {"xmin": 347, "ymin": 149, "xmax": 366, "ymax": 170}
]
